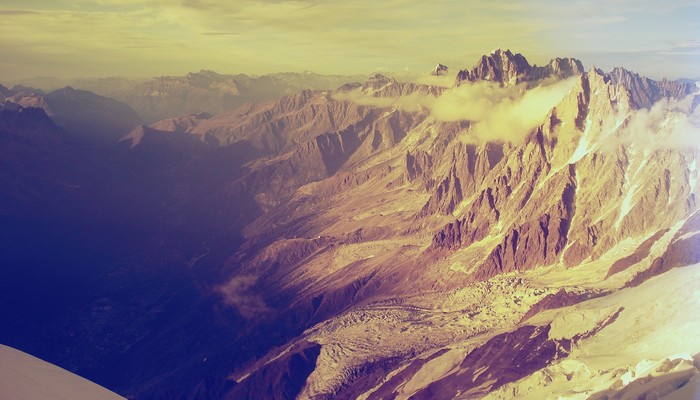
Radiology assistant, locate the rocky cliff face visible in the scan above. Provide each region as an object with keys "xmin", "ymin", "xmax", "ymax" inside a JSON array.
[{"xmin": 428, "ymin": 67, "xmax": 697, "ymax": 284}]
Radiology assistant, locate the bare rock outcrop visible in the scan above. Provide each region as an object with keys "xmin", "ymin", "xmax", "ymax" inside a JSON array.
[{"xmin": 431, "ymin": 186, "xmax": 500, "ymax": 250}]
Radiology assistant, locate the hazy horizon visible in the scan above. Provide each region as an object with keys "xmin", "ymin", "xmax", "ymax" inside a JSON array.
[{"xmin": 1, "ymin": 0, "xmax": 698, "ymax": 83}]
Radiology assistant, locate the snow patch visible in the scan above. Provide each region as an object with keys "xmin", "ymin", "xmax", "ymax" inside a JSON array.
[
  {"xmin": 568, "ymin": 116, "xmax": 593, "ymax": 164},
  {"xmin": 615, "ymin": 181, "xmax": 641, "ymax": 228},
  {"xmin": 688, "ymin": 156, "xmax": 698, "ymax": 192},
  {"xmin": 675, "ymin": 230, "xmax": 700, "ymax": 242},
  {"xmin": 452, "ymin": 191, "xmax": 478, "ymax": 217},
  {"xmin": 614, "ymin": 146, "xmax": 649, "ymax": 229}
]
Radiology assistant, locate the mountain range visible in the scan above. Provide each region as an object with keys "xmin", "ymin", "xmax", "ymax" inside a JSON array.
[
  {"xmin": 1, "ymin": 49, "xmax": 699, "ymax": 399},
  {"xmin": 11, "ymin": 71, "xmax": 368, "ymax": 123}
]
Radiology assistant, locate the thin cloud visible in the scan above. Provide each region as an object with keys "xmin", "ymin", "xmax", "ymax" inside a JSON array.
[
  {"xmin": 0, "ymin": 10, "xmax": 39, "ymax": 15},
  {"xmin": 579, "ymin": 15, "xmax": 627, "ymax": 26},
  {"xmin": 216, "ymin": 275, "xmax": 273, "ymax": 320},
  {"xmin": 202, "ymin": 31, "xmax": 240, "ymax": 36},
  {"xmin": 670, "ymin": 40, "xmax": 700, "ymax": 50},
  {"xmin": 431, "ymin": 77, "xmax": 577, "ymax": 142}
]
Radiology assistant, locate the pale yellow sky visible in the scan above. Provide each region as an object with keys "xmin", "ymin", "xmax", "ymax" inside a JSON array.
[{"xmin": 0, "ymin": 0, "xmax": 698, "ymax": 82}]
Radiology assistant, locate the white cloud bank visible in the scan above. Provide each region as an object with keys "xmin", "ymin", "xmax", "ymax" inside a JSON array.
[
  {"xmin": 333, "ymin": 77, "xmax": 577, "ymax": 143},
  {"xmin": 616, "ymin": 96, "xmax": 700, "ymax": 149}
]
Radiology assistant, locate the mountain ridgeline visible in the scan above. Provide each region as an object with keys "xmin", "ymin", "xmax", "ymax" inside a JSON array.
[
  {"xmin": 1, "ymin": 50, "xmax": 699, "ymax": 399},
  {"xmin": 9, "ymin": 70, "xmax": 369, "ymax": 123}
]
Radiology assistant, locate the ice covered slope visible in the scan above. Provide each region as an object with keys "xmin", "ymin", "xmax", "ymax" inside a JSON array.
[
  {"xmin": 484, "ymin": 263, "xmax": 700, "ymax": 400},
  {"xmin": 0, "ymin": 344, "xmax": 124, "ymax": 400}
]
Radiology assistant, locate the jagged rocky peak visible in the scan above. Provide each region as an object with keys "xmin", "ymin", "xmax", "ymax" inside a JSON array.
[
  {"xmin": 534, "ymin": 57, "xmax": 585, "ymax": 80},
  {"xmin": 455, "ymin": 49, "xmax": 530, "ymax": 87},
  {"xmin": 431, "ymin": 63, "xmax": 449, "ymax": 76},
  {"xmin": 351, "ymin": 72, "xmax": 444, "ymax": 98},
  {"xmin": 139, "ymin": 71, "xmax": 240, "ymax": 96},
  {"xmin": 363, "ymin": 73, "xmax": 396, "ymax": 90},
  {"xmin": 3, "ymin": 91, "xmax": 52, "ymax": 113},
  {"xmin": 584, "ymin": 66, "xmax": 634, "ymax": 115},
  {"xmin": 454, "ymin": 49, "xmax": 584, "ymax": 87},
  {"xmin": 186, "ymin": 69, "xmax": 223, "ymax": 80},
  {"xmin": 549, "ymin": 57, "xmax": 585, "ymax": 74},
  {"xmin": 331, "ymin": 72, "xmax": 392, "ymax": 95},
  {"xmin": 605, "ymin": 66, "xmax": 697, "ymax": 109}
]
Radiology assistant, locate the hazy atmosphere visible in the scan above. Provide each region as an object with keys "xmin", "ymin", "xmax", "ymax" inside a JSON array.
[
  {"xmin": 2, "ymin": 1, "xmax": 700, "ymax": 399},
  {"xmin": 1, "ymin": 0, "xmax": 699, "ymax": 81}
]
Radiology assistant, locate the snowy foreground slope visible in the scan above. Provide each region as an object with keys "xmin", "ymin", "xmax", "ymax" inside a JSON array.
[
  {"xmin": 0, "ymin": 345, "xmax": 124, "ymax": 400},
  {"xmin": 484, "ymin": 264, "xmax": 700, "ymax": 400}
]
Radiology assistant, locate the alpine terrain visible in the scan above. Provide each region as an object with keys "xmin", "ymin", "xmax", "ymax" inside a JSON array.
[{"xmin": 1, "ymin": 49, "xmax": 699, "ymax": 399}]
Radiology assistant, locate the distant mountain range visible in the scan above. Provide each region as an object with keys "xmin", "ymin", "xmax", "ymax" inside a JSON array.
[
  {"xmin": 10, "ymin": 71, "xmax": 368, "ymax": 123},
  {"xmin": 1, "ymin": 51, "xmax": 699, "ymax": 399}
]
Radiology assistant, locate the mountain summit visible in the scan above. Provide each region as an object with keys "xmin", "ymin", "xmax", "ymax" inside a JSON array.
[{"xmin": 455, "ymin": 48, "xmax": 584, "ymax": 87}]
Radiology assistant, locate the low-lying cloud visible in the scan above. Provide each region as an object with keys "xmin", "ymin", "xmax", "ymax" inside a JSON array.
[
  {"xmin": 616, "ymin": 96, "xmax": 700, "ymax": 149},
  {"xmin": 216, "ymin": 274, "xmax": 273, "ymax": 320},
  {"xmin": 432, "ymin": 77, "xmax": 577, "ymax": 142},
  {"xmin": 333, "ymin": 77, "xmax": 577, "ymax": 143},
  {"xmin": 626, "ymin": 98, "xmax": 700, "ymax": 148}
]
